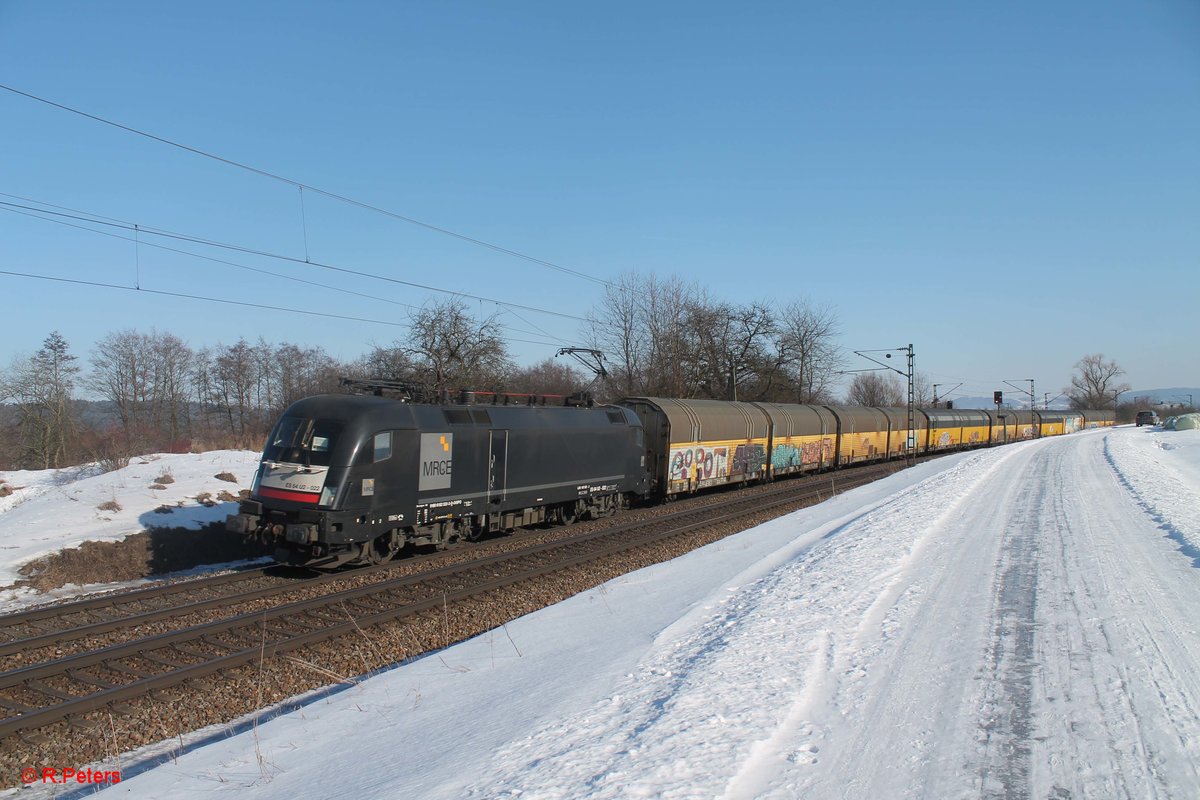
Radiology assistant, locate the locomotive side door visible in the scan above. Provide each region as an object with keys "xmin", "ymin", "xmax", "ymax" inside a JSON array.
[{"xmin": 488, "ymin": 429, "xmax": 508, "ymax": 506}]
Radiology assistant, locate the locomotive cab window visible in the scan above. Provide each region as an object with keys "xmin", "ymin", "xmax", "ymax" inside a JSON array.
[
  {"xmin": 373, "ymin": 432, "xmax": 392, "ymax": 462},
  {"xmin": 264, "ymin": 417, "xmax": 343, "ymax": 467}
]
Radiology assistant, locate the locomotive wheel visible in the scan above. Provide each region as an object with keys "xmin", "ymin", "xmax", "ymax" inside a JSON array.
[
  {"xmin": 559, "ymin": 500, "xmax": 586, "ymax": 525},
  {"xmin": 585, "ymin": 495, "xmax": 618, "ymax": 520},
  {"xmin": 364, "ymin": 540, "xmax": 387, "ymax": 565},
  {"xmin": 366, "ymin": 531, "xmax": 401, "ymax": 565}
]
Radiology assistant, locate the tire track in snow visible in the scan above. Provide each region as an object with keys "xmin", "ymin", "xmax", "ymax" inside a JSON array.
[
  {"xmin": 722, "ymin": 444, "xmax": 1032, "ymax": 799},
  {"xmin": 975, "ymin": 449, "xmax": 1047, "ymax": 799}
]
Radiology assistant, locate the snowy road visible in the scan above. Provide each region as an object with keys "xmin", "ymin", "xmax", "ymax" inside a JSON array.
[{"xmin": 59, "ymin": 427, "xmax": 1200, "ymax": 800}]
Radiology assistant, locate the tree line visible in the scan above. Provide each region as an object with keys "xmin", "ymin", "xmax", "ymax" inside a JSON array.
[{"xmin": 0, "ymin": 276, "xmax": 1133, "ymax": 470}]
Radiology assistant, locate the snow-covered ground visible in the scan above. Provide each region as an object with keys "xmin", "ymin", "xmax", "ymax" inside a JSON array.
[
  {"xmin": 9, "ymin": 426, "xmax": 1200, "ymax": 799},
  {"xmin": 0, "ymin": 450, "xmax": 262, "ymax": 609}
]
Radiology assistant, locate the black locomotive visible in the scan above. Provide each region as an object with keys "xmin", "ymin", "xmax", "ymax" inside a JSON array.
[{"xmin": 227, "ymin": 389, "xmax": 648, "ymax": 568}]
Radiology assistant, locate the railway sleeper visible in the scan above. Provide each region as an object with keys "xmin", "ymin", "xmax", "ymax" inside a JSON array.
[
  {"xmin": 25, "ymin": 680, "xmax": 77, "ymax": 702},
  {"xmin": 200, "ymin": 635, "xmax": 240, "ymax": 653},
  {"xmin": 299, "ymin": 611, "xmax": 337, "ymax": 626},
  {"xmin": 243, "ymin": 627, "xmax": 289, "ymax": 644},
  {"xmin": 66, "ymin": 670, "xmax": 118, "ymax": 690},
  {"xmin": 301, "ymin": 607, "xmax": 351, "ymax": 625},
  {"xmin": 67, "ymin": 716, "xmax": 103, "ymax": 731},
  {"xmin": 0, "ymin": 697, "xmax": 35, "ymax": 713},
  {"xmin": 106, "ymin": 662, "xmax": 154, "ymax": 680},
  {"xmin": 272, "ymin": 617, "xmax": 318, "ymax": 634},
  {"xmin": 137, "ymin": 652, "xmax": 190, "ymax": 670},
  {"xmin": 170, "ymin": 644, "xmax": 220, "ymax": 662}
]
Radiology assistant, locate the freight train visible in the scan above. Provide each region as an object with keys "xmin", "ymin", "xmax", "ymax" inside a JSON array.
[{"xmin": 227, "ymin": 386, "xmax": 1114, "ymax": 568}]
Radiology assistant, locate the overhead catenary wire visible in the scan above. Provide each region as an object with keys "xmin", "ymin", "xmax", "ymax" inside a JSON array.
[
  {"xmin": 0, "ymin": 199, "xmax": 586, "ymax": 349},
  {"xmin": 0, "ymin": 197, "xmax": 591, "ymax": 324},
  {"xmin": 0, "ymin": 83, "xmax": 614, "ymax": 288},
  {"xmin": 0, "ymin": 198, "xmax": 602, "ymax": 358},
  {"xmin": 0, "ymin": 268, "xmax": 410, "ymax": 328},
  {"xmin": 0, "ymin": 268, "xmax": 578, "ymax": 350}
]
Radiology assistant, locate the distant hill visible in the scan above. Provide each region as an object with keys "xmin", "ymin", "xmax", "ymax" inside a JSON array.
[{"xmin": 1124, "ymin": 388, "xmax": 1199, "ymax": 409}]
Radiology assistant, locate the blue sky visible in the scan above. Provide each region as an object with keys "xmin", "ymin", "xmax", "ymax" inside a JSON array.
[{"xmin": 1, "ymin": 0, "xmax": 1197, "ymax": 402}]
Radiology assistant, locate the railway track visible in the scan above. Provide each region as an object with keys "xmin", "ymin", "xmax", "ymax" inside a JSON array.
[
  {"xmin": 0, "ymin": 566, "xmax": 276, "ymax": 649},
  {"xmin": 0, "ymin": 459, "xmax": 908, "ymax": 743},
  {"xmin": 0, "ymin": 558, "xmax": 444, "ymax": 668}
]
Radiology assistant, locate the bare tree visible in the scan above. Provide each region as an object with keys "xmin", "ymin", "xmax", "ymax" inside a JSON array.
[
  {"xmin": 688, "ymin": 299, "xmax": 777, "ymax": 400},
  {"xmin": 252, "ymin": 337, "xmax": 278, "ymax": 415},
  {"xmin": 508, "ymin": 358, "xmax": 587, "ymax": 397},
  {"xmin": 585, "ymin": 272, "xmax": 707, "ymax": 398},
  {"xmin": 774, "ymin": 299, "xmax": 841, "ymax": 403},
  {"xmin": 272, "ymin": 342, "xmax": 342, "ymax": 411},
  {"xmin": 585, "ymin": 274, "xmax": 846, "ymax": 404},
  {"xmin": 211, "ymin": 339, "xmax": 259, "ymax": 439},
  {"xmin": 149, "ymin": 331, "xmax": 194, "ymax": 443},
  {"xmin": 190, "ymin": 346, "xmax": 218, "ymax": 438},
  {"xmin": 912, "ymin": 371, "xmax": 932, "ymax": 407},
  {"xmin": 1065, "ymin": 353, "xmax": 1130, "ymax": 409},
  {"xmin": 2, "ymin": 332, "xmax": 80, "ymax": 468},
  {"xmin": 586, "ymin": 273, "xmax": 645, "ymax": 396},
  {"xmin": 187, "ymin": 338, "xmax": 340, "ymax": 447},
  {"xmin": 89, "ymin": 329, "xmax": 194, "ymax": 453},
  {"xmin": 642, "ymin": 275, "xmax": 702, "ymax": 397},
  {"xmin": 355, "ymin": 342, "xmax": 416, "ymax": 383},
  {"xmin": 89, "ymin": 330, "xmax": 151, "ymax": 451},
  {"xmin": 407, "ymin": 299, "xmax": 512, "ymax": 394},
  {"xmin": 846, "ymin": 372, "xmax": 904, "ymax": 406}
]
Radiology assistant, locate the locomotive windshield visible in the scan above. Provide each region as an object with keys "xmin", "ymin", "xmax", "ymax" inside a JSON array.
[{"xmin": 263, "ymin": 417, "xmax": 343, "ymax": 467}]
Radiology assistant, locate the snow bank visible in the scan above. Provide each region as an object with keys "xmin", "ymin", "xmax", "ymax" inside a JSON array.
[
  {"xmin": 1171, "ymin": 412, "xmax": 1200, "ymax": 431},
  {"xmin": 0, "ymin": 450, "xmax": 261, "ymax": 590},
  {"xmin": 1104, "ymin": 428, "xmax": 1200, "ymax": 558}
]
